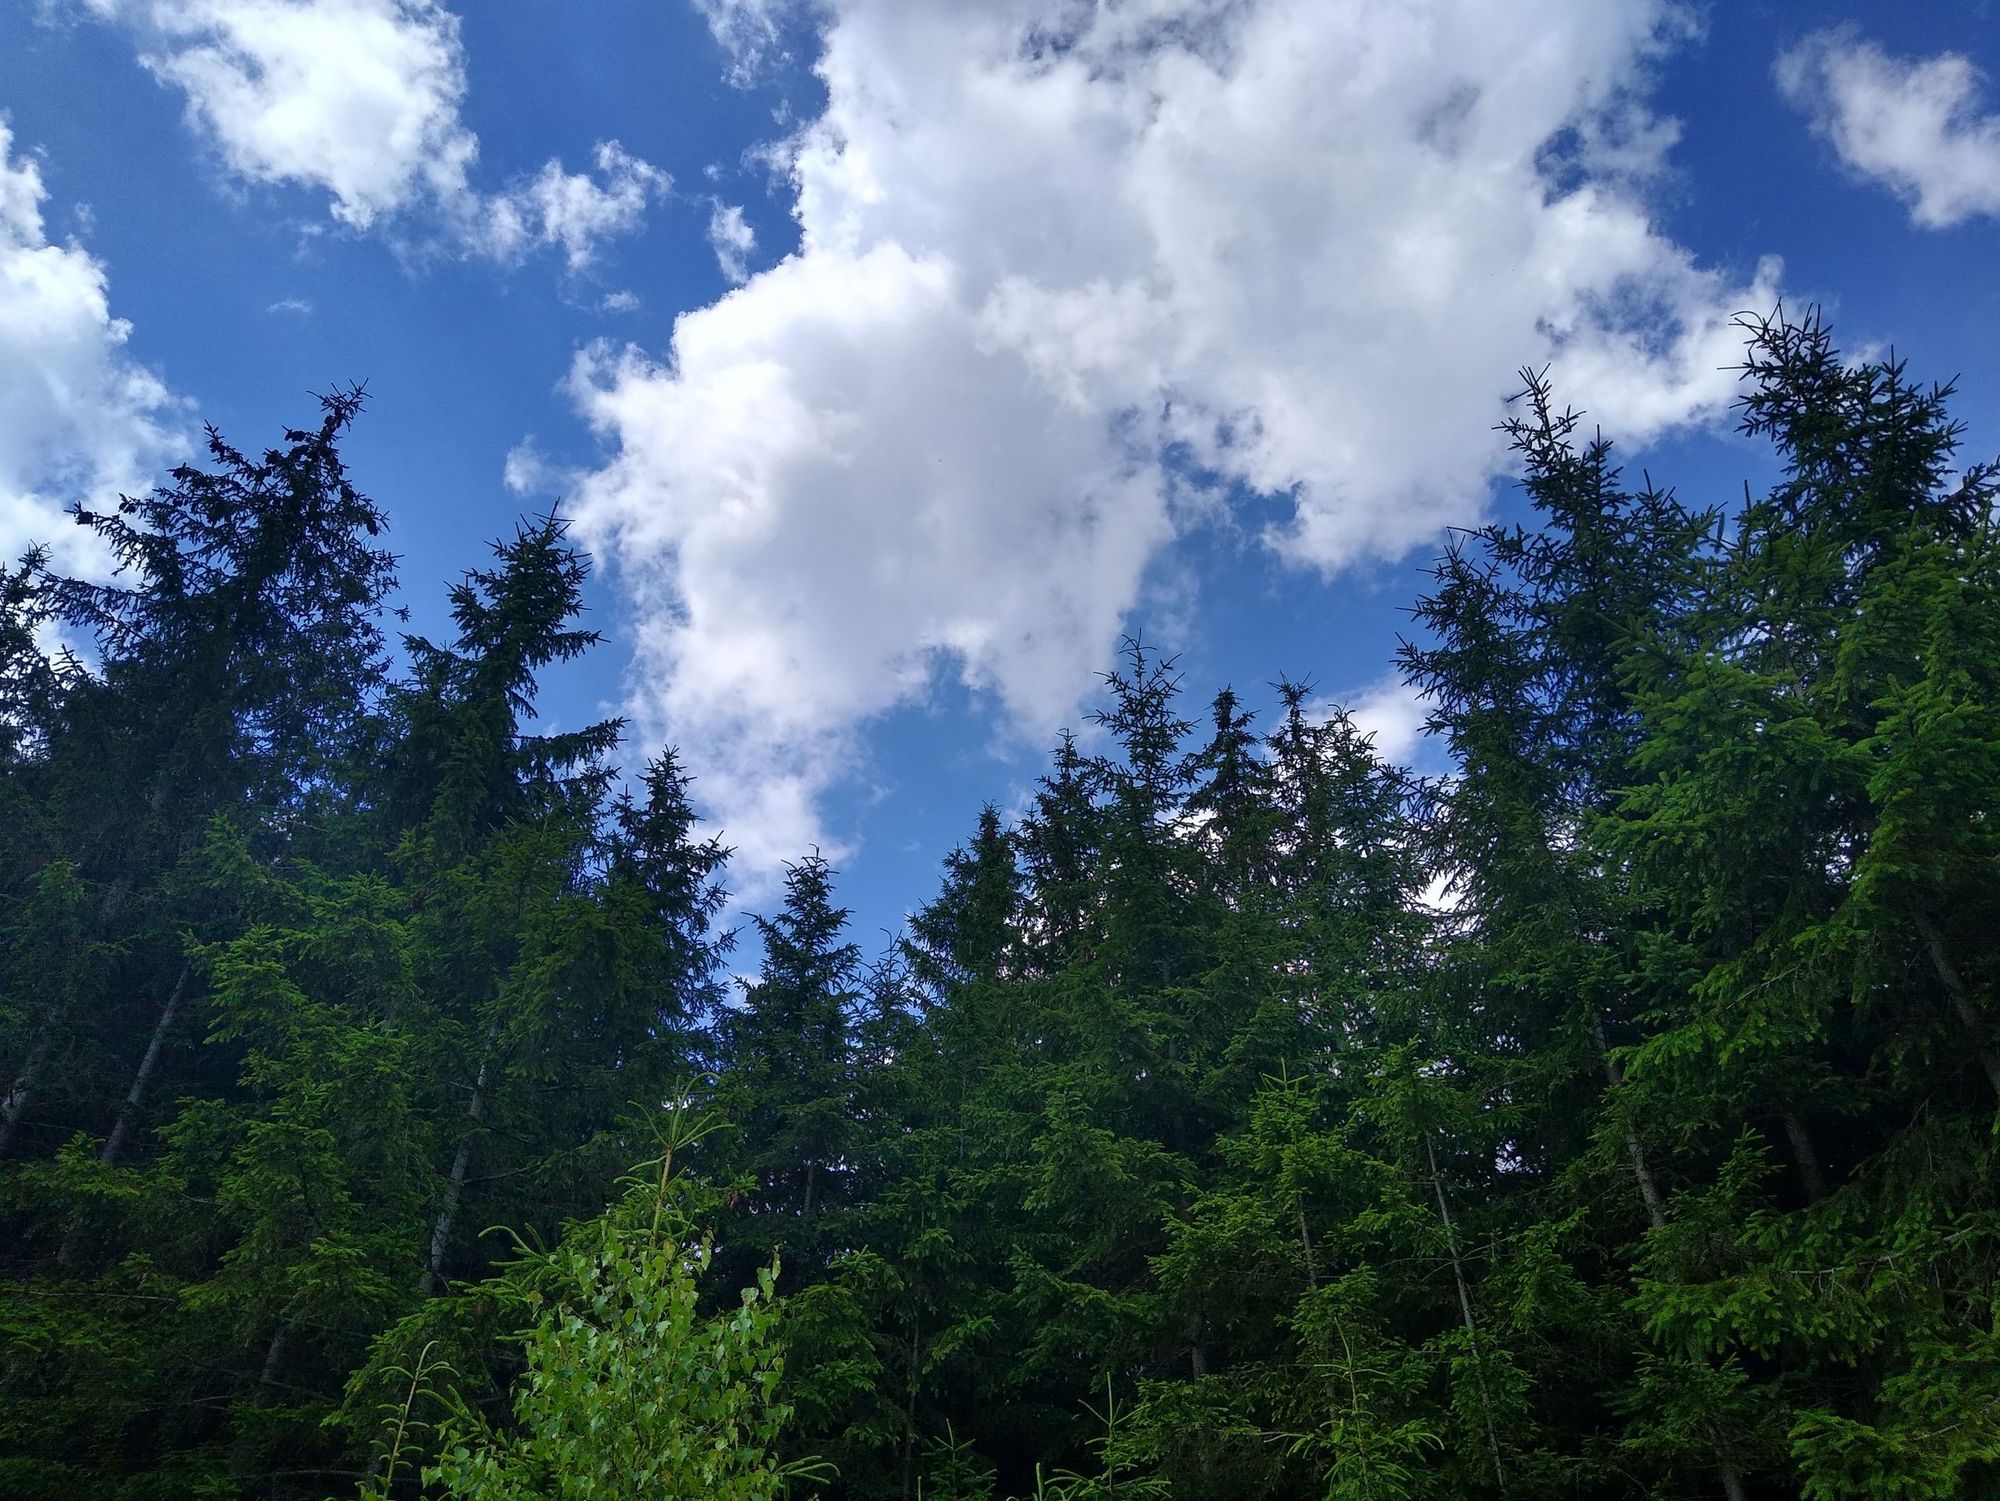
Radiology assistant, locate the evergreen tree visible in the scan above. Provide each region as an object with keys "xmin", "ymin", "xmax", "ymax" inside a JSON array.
[
  {"xmin": 2, "ymin": 309, "xmax": 1994, "ymax": 1501},
  {"xmin": 723, "ymin": 854, "xmax": 864, "ymax": 1266},
  {"xmin": 1609, "ymin": 312, "xmax": 2000, "ymax": 1497},
  {"xmin": 2, "ymin": 390, "xmax": 396, "ymax": 1162},
  {"xmin": 1399, "ymin": 364, "xmax": 1735, "ymax": 1494}
]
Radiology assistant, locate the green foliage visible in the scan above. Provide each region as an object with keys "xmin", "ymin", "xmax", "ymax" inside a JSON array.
[
  {"xmin": 4, "ymin": 312, "xmax": 1998, "ymax": 1501},
  {"xmin": 416, "ymin": 1142, "xmax": 821, "ymax": 1499}
]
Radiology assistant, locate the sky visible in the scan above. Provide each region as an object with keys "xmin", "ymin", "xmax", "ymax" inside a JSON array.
[{"xmin": 4, "ymin": 0, "xmax": 1999, "ymax": 944}]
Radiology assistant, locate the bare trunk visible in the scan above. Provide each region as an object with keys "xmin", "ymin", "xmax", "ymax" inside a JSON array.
[
  {"xmin": 96, "ymin": 870, "xmax": 136, "ymax": 938},
  {"xmin": 1592, "ymin": 1023, "xmax": 1746, "ymax": 1497},
  {"xmin": 1911, "ymin": 908, "xmax": 2000, "ymax": 1097},
  {"xmin": 1777, "ymin": 1108, "xmax": 1827, "ymax": 1202},
  {"xmin": 1593, "ymin": 1013, "xmax": 1667, "ymax": 1231},
  {"xmin": 0, "ymin": 1037, "xmax": 51, "ymax": 1157},
  {"xmin": 802, "ymin": 1157, "xmax": 817, "ymax": 1221},
  {"xmin": 425, "ymin": 1133, "xmax": 477, "ymax": 1298},
  {"xmin": 900, "ymin": 1314, "xmax": 921, "ymax": 1501},
  {"xmin": 1427, "ymin": 1134, "xmax": 1505, "ymax": 1493},
  {"xmin": 51, "ymin": 965, "xmax": 193, "ymax": 1268},
  {"xmin": 425, "ymin": 1023, "xmax": 499, "ymax": 1297},
  {"xmin": 1297, "ymin": 1200, "xmax": 1319, "ymax": 1289},
  {"xmin": 258, "ymin": 1325, "xmax": 290, "ymax": 1395},
  {"xmin": 101, "ymin": 962, "xmax": 192, "ymax": 1167},
  {"xmin": 4, "ymin": 850, "xmax": 151, "ymax": 1159},
  {"xmin": 1190, "ymin": 1313, "xmax": 1208, "ymax": 1379}
]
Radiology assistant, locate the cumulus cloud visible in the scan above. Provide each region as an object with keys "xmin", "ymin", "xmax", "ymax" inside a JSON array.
[
  {"xmin": 564, "ymin": 241, "xmax": 1170, "ymax": 876},
  {"xmin": 1341, "ymin": 675, "xmax": 1429, "ymax": 770},
  {"xmin": 707, "ymin": 200, "xmax": 757, "ymax": 283},
  {"xmin": 0, "ymin": 118, "xmax": 183, "ymax": 574},
  {"xmin": 1777, "ymin": 28, "xmax": 2000, "ymax": 228},
  {"xmin": 84, "ymin": 0, "xmax": 670, "ymax": 265},
  {"xmin": 558, "ymin": 0, "xmax": 1779, "ymax": 886},
  {"xmin": 484, "ymin": 142, "xmax": 670, "ymax": 271}
]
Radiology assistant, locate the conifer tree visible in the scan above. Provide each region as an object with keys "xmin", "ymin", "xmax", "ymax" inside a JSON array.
[
  {"xmin": 3, "ymin": 308, "xmax": 1995, "ymax": 1501},
  {"xmin": 2, "ymin": 390, "xmax": 396, "ymax": 1162},
  {"xmin": 723, "ymin": 854, "xmax": 864, "ymax": 1267},
  {"xmin": 375, "ymin": 516, "xmax": 625, "ymax": 1297},
  {"xmin": 1398, "ymin": 365, "xmax": 1734, "ymax": 1493},
  {"xmin": 1608, "ymin": 312, "xmax": 2000, "ymax": 1497}
]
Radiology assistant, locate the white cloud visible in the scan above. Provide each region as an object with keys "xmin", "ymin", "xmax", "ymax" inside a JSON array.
[
  {"xmin": 1777, "ymin": 28, "xmax": 2000, "ymax": 229},
  {"xmin": 501, "ymin": 436, "xmax": 556, "ymax": 497},
  {"xmin": 1341, "ymin": 675, "xmax": 1428, "ymax": 769},
  {"xmin": 563, "ymin": 241, "xmax": 1170, "ymax": 879},
  {"xmin": 601, "ymin": 288, "xmax": 641, "ymax": 314},
  {"xmin": 87, "ymin": 0, "xmax": 670, "ymax": 265},
  {"xmin": 266, "ymin": 294, "xmax": 311, "ymax": 313},
  {"xmin": 707, "ymin": 200, "xmax": 756, "ymax": 283},
  {"xmin": 694, "ymin": 0, "xmax": 790, "ymax": 87},
  {"xmin": 483, "ymin": 142, "xmax": 670, "ymax": 272},
  {"xmin": 560, "ymin": 0, "xmax": 1778, "ymax": 887},
  {"xmin": 0, "ymin": 118, "xmax": 183, "ymax": 574}
]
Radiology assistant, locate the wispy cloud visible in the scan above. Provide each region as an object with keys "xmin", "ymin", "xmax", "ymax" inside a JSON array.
[
  {"xmin": 692, "ymin": 0, "xmax": 789, "ymax": 87},
  {"xmin": 706, "ymin": 201, "xmax": 755, "ymax": 284},
  {"xmin": 1778, "ymin": 27, "xmax": 2000, "ymax": 228}
]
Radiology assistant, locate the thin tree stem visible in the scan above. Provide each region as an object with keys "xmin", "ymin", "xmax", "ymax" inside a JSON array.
[
  {"xmin": 0, "ymin": 1037, "xmax": 51, "ymax": 1157},
  {"xmin": 1911, "ymin": 908, "xmax": 2000, "ymax": 1098},
  {"xmin": 1427, "ymin": 1133, "xmax": 1505, "ymax": 1493},
  {"xmin": 1777, "ymin": 1107, "xmax": 1827, "ymax": 1202},
  {"xmin": 1297, "ymin": 1200, "xmax": 1319, "ymax": 1289},
  {"xmin": 426, "ymin": 1018, "xmax": 500, "ymax": 1297},
  {"xmin": 1593, "ymin": 1013, "xmax": 1667, "ymax": 1231},
  {"xmin": 101, "ymin": 961, "xmax": 192, "ymax": 1168}
]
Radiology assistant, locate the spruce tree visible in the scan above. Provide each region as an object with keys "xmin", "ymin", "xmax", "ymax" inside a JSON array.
[
  {"xmin": 2, "ymin": 391, "xmax": 396, "ymax": 1162},
  {"xmin": 723, "ymin": 854, "xmax": 864, "ymax": 1269}
]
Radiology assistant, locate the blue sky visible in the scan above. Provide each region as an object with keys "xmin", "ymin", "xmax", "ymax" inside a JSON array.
[{"xmin": 3, "ymin": 0, "xmax": 1998, "ymax": 945}]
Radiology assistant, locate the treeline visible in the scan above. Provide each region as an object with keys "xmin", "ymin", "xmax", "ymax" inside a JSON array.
[{"xmin": 1, "ymin": 311, "xmax": 1996, "ymax": 1499}]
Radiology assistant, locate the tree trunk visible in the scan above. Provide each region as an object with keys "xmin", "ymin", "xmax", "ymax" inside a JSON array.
[
  {"xmin": 259, "ymin": 1324, "xmax": 290, "ymax": 1394},
  {"xmin": 100, "ymin": 962, "xmax": 192, "ymax": 1167},
  {"xmin": 0, "ymin": 1037, "xmax": 51, "ymax": 1157},
  {"xmin": 1297, "ymin": 1200, "xmax": 1319, "ymax": 1289},
  {"xmin": 1911, "ymin": 908, "xmax": 2000, "ymax": 1097},
  {"xmin": 1593, "ymin": 1027, "xmax": 1753, "ymax": 1500},
  {"xmin": 425, "ymin": 1132, "xmax": 477, "ymax": 1298},
  {"xmin": 95, "ymin": 870, "xmax": 136, "ymax": 940},
  {"xmin": 1593, "ymin": 1014, "xmax": 1667, "ymax": 1231},
  {"xmin": 3, "ymin": 856, "xmax": 150, "ymax": 1158},
  {"xmin": 1777, "ymin": 1107, "xmax": 1827, "ymax": 1202},
  {"xmin": 1427, "ymin": 1134, "xmax": 1505, "ymax": 1493},
  {"xmin": 425, "ymin": 1020, "xmax": 500, "ymax": 1297},
  {"xmin": 900, "ymin": 1313, "xmax": 921, "ymax": 1501}
]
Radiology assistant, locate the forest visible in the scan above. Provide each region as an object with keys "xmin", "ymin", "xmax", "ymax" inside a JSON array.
[{"xmin": 0, "ymin": 308, "xmax": 1996, "ymax": 1500}]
